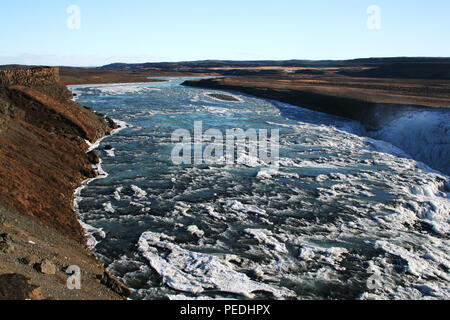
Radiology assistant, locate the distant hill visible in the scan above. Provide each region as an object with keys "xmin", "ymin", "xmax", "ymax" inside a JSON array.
[
  {"xmin": 100, "ymin": 57, "xmax": 450, "ymax": 70},
  {"xmin": 98, "ymin": 57, "xmax": 450, "ymax": 80}
]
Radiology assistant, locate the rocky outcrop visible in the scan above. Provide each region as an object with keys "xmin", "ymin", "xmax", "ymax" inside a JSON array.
[
  {"xmin": 98, "ymin": 271, "xmax": 132, "ymax": 297},
  {"xmin": 0, "ymin": 97, "xmax": 11, "ymax": 133},
  {"xmin": 0, "ymin": 274, "xmax": 43, "ymax": 300},
  {"xmin": 1, "ymin": 66, "xmax": 72, "ymax": 102},
  {"xmin": 0, "ymin": 66, "xmax": 59, "ymax": 87}
]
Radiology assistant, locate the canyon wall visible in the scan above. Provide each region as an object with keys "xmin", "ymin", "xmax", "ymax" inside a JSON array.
[{"xmin": 0, "ymin": 67, "xmax": 127, "ymax": 300}]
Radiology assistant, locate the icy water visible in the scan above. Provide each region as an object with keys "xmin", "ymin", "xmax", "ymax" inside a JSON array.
[{"xmin": 70, "ymin": 79, "xmax": 449, "ymax": 300}]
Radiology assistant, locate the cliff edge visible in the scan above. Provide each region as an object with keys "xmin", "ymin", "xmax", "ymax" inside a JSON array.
[{"xmin": 0, "ymin": 66, "xmax": 129, "ymax": 300}]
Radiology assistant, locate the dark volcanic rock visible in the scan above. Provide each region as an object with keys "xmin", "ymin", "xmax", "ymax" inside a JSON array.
[
  {"xmin": 0, "ymin": 233, "xmax": 11, "ymax": 253},
  {"xmin": 98, "ymin": 271, "xmax": 132, "ymax": 297},
  {"xmin": 0, "ymin": 274, "xmax": 43, "ymax": 300},
  {"xmin": 87, "ymin": 150, "xmax": 100, "ymax": 165},
  {"xmin": 104, "ymin": 145, "xmax": 114, "ymax": 150},
  {"xmin": 105, "ymin": 116, "xmax": 120, "ymax": 130}
]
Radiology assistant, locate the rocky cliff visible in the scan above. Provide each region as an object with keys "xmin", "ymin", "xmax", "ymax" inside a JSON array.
[
  {"xmin": 0, "ymin": 66, "xmax": 60, "ymax": 87},
  {"xmin": 0, "ymin": 66, "xmax": 128, "ymax": 300}
]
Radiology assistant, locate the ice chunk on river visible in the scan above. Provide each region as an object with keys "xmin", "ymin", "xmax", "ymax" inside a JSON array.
[
  {"xmin": 131, "ymin": 185, "xmax": 147, "ymax": 199},
  {"xmin": 137, "ymin": 231, "xmax": 295, "ymax": 298}
]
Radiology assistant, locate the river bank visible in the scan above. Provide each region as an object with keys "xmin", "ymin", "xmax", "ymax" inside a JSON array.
[
  {"xmin": 182, "ymin": 76, "xmax": 450, "ymax": 175},
  {"xmin": 0, "ymin": 66, "xmax": 130, "ymax": 299},
  {"xmin": 181, "ymin": 75, "xmax": 450, "ymax": 127}
]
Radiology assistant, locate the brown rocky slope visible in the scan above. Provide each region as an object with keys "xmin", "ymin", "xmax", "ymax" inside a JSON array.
[{"xmin": 0, "ymin": 66, "xmax": 130, "ymax": 299}]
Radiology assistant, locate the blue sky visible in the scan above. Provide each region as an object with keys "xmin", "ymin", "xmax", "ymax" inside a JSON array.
[{"xmin": 0, "ymin": 0, "xmax": 449, "ymax": 66}]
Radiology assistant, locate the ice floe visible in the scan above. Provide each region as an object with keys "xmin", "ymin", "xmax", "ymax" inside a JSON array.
[
  {"xmin": 245, "ymin": 229, "xmax": 288, "ymax": 253},
  {"xmin": 131, "ymin": 185, "xmax": 148, "ymax": 199},
  {"xmin": 222, "ymin": 200, "xmax": 267, "ymax": 215},
  {"xmin": 137, "ymin": 231, "xmax": 296, "ymax": 298}
]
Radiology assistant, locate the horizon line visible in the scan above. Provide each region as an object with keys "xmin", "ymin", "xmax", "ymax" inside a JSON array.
[{"xmin": 1, "ymin": 55, "xmax": 450, "ymax": 69}]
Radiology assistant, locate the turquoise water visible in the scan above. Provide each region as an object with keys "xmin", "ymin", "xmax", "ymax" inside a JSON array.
[{"xmin": 70, "ymin": 78, "xmax": 449, "ymax": 300}]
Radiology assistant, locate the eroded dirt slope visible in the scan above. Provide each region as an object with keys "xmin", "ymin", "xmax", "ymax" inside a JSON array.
[{"xmin": 0, "ymin": 66, "xmax": 128, "ymax": 300}]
